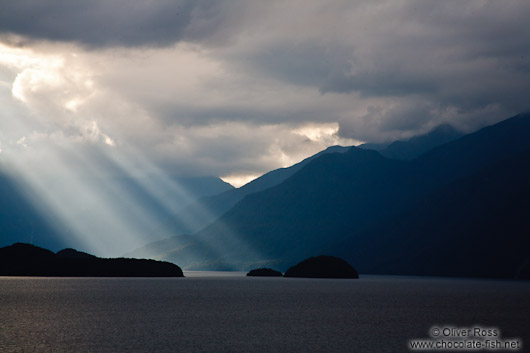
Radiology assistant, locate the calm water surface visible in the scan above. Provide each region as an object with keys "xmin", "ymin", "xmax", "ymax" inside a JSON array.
[{"xmin": 0, "ymin": 274, "xmax": 528, "ymax": 353}]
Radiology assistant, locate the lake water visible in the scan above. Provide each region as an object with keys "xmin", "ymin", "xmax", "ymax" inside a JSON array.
[{"xmin": 0, "ymin": 274, "xmax": 528, "ymax": 353}]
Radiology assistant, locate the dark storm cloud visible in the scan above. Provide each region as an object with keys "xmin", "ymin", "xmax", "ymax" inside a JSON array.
[
  {"xmin": 243, "ymin": 40, "xmax": 439, "ymax": 97},
  {"xmin": 0, "ymin": 0, "xmax": 245, "ymax": 47},
  {"xmin": 244, "ymin": 42, "xmax": 354, "ymax": 92},
  {"xmin": 2, "ymin": 0, "xmax": 530, "ymax": 153},
  {"xmin": 238, "ymin": 1, "xmax": 530, "ymax": 98}
]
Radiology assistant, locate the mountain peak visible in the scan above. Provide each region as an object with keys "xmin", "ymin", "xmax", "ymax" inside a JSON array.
[{"xmin": 378, "ymin": 123, "xmax": 463, "ymax": 160}]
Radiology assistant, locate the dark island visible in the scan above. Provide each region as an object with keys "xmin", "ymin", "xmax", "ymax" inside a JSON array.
[
  {"xmin": 0, "ymin": 243, "xmax": 184, "ymax": 277},
  {"xmin": 246, "ymin": 268, "xmax": 283, "ymax": 277},
  {"xmin": 284, "ymin": 255, "xmax": 359, "ymax": 279}
]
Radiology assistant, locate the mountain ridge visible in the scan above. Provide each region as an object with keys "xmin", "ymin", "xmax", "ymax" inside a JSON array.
[
  {"xmin": 0, "ymin": 243, "xmax": 184, "ymax": 277},
  {"xmin": 379, "ymin": 123, "xmax": 463, "ymax": 160},
  {"xmin": 135, "ymin": 123, "xmax": 470, "ymax": 258},
  {"xmin": 148, "ymin": 113, "xmax": 530, "ymax": 278},
  {"xmin": 332, "ymin": 144, "xmax": 530, "ymax": 279},
  {"xmin": 125, "ymin": 145, "xmax": 351, "ymax": 256}
]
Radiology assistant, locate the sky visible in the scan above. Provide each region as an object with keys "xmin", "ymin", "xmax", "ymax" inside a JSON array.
[
  {"xmin": 0, "ymin": 1, "xmax": 530, "ymax": 255},
  {"xmin": 1, "ymin": 0, "xmax": 529, "ymax": 186}
]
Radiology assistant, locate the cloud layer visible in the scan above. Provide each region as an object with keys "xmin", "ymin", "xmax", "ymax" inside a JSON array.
[{"xmin": 1, "ymin": 0, "xmax": 530, "ymax": 183}]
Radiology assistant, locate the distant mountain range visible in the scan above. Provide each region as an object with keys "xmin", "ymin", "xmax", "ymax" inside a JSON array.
[
  {"xmin": 131, "ymin": 114, "xmax": 530, "ymax": 279},
  {"xmin": 5, "ymin": 114, "xmax": 530, "ymax": 279},
  {"xmin": 131, "ymin": 145, "xmax": 351, "ymax": 248}
]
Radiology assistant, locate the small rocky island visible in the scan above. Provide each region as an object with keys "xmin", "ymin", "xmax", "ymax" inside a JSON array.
[
  {"xmin": 0, "ymin": 243, "xmax": 184, "ymax": 277},
  {"xmin": 284, "ymin": 255, "xmax": 359, "ymax": 279},
  {"xmin": 246, "ymin": 268, "xmax": 283, "ymax": 277}
]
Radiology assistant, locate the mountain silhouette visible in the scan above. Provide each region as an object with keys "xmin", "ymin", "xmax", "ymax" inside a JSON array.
[
  {"xmin": 125, "ymin": 145, "xmax": 351, "ymax": 258},
  {"xmin": 332, "ymin": 145, "xmax": 530, "ymax": 279},
  {"xmin": 0, "ymin": 243, "xmax": 183, "ymax": 277},
  {"xmin": 284, "ymin": 256, "xmax": 359, "ymax": 279},
  {"xmin": 147, "ymin": 113, "xmax": 530, "ymax": 278},
  {"xmin": 133, "ymin": 125, "xmax": 465, "ymax": 262}
]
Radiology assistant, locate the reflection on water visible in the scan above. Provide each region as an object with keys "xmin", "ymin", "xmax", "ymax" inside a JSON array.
[{"xmin": 0, "ymin": 276, "xmax": 528, "ymax": 353}]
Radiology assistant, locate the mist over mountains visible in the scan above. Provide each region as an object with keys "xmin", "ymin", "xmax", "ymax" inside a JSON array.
[
  {"xmin": 375, "ymin": 123, "xmax": 464, "ymax": 160},
  {"xmin": 0, "ymin": 172, "xmax": 62, "ymax": 251},
  {"xmin": 0, "ymin": 175, "xmax": 232, "ymax": 252},
  {"xmin": 128, "ymin": 113, "xmax": 530, "ymax": 279},
  {"xmin": 143, "ymin": 145, "xmax": 351, "ymax": 243}
]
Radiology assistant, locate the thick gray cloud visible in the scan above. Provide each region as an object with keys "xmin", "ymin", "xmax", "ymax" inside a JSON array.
[
  {"xmin": 0, "ymin": 0, "xmax": 271, "ymax": 49},
  {"xmin": 1, "ymin": 0, "xmax": 530, "ymax": 176},
  {"xmin": 0, "ymin": 0, "xmax": 218, "ymax": 47},
  {"xmin": 223, "ymin": 1, "xmax": 530, "ymax": 135}
]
